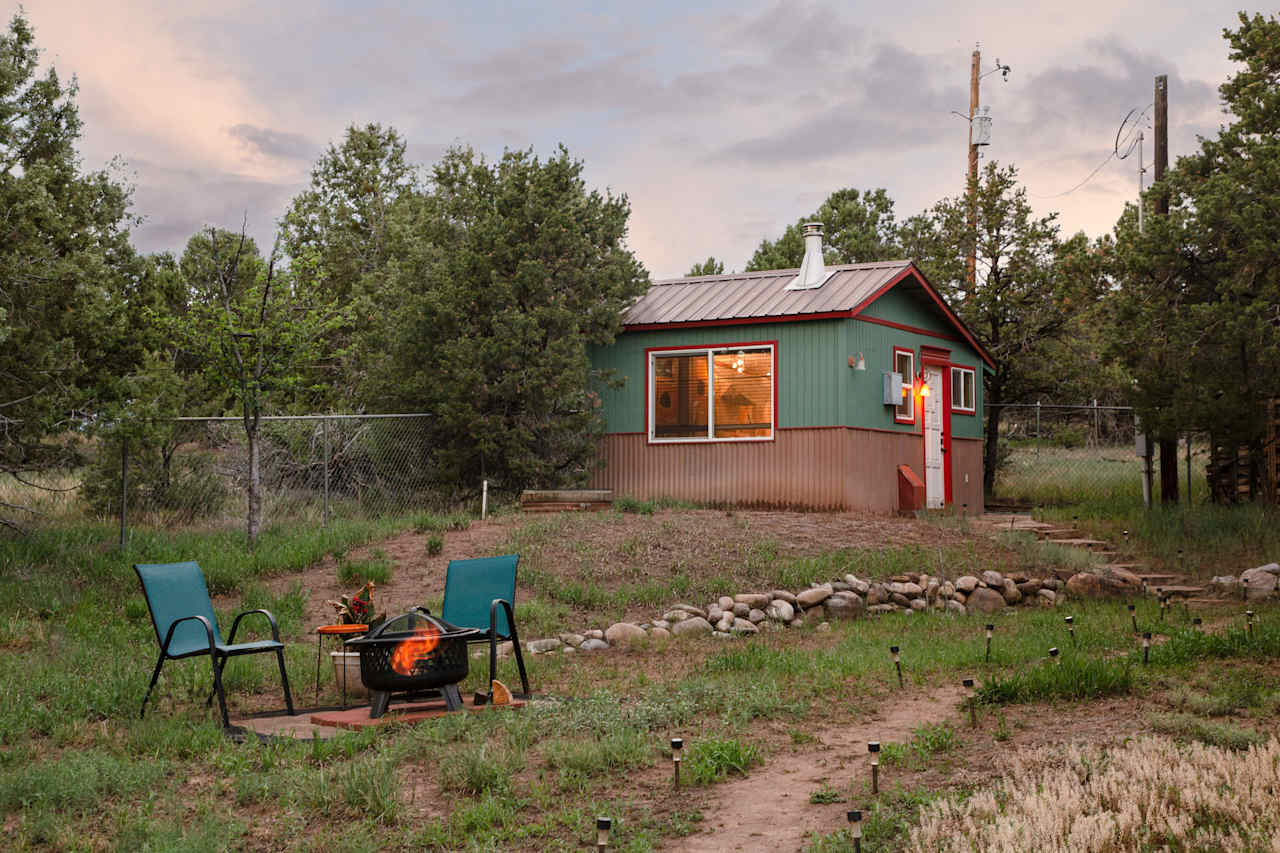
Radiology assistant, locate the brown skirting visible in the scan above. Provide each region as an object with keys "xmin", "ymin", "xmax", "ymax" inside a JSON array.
[{"xmin": 588, "ymin": 429, "xmax": 983, "ymax": 513}]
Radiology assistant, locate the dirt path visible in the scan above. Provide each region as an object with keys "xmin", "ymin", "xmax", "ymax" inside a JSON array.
[{"xmin": 670, "ymin": 685, "xmax": 965, "ymax": 853}]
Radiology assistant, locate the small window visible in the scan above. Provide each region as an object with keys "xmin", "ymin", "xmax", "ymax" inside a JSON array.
[
  {"xmin": 951, "ymin": 366, "xmax": 976, "ymax": 414},
  {"xmin": 893, "ymin": 347, "xmax": 915, "ymax": 423},
  {"xmin": 650, "ymin": 345, "xmax": 774, "ymax": 442}
]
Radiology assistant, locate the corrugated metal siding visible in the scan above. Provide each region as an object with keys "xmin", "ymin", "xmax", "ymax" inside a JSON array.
[
  {"xmin": 588, "ymin": 427, "xmax": 973, "ymax": 512},
  {"xmin": 949, "ymin": 438, "xmax": 985, "ymax": 513},
  {"xmin": 624, "ymin": 262, "xmax": 910, "ymax": 326}
]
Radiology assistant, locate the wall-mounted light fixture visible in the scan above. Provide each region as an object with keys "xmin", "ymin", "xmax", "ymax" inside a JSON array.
[{"xmin": 849, "ymin": 352, "xmax": 866, "ymax": 371}]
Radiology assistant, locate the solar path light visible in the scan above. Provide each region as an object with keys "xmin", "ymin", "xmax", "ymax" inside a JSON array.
[
  {"xmin": 1049, "ymin": 647, "xmax": 1060, "ymax": 665},
  {"xmin": 985, "ymin": 624, "xmax": 994, "ymax": 662},
  {"xmin": 596, "ymin": 817, "xmax": 611, "ymax": 852},
  {"xmin": 1142, "ymin": 632, "xmax": 1152, "ymax": 665},
  {"xmin": 963, "ymin": 678, "xmax": 977, "ymax": 727},
  {"xmin": 890, "ymin": 645, "xmax": 903, "ymax": 688},
  {"xmin": 1065, "ymin": 615, "xmax": 1075, "ymax": 646},
  {"xmin": 868, "ymin": 741, "xmax": 880, "ymax": 794},
  {"xmin": 847, "ymin": 810, "xmax": 863, "ymax": 853},
  {"xmin": 671, "ymin": 738, "xmax": 682, "ymax": 786},
  {"xmin": 1129, "ymin": 603, "xmax": 1138, "ymax": 633}
]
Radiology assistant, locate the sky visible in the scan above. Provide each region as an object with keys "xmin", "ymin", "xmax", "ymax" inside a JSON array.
[{"xmin": 23, "ymin": 0, "xmax": 1247, "ymax": 278}]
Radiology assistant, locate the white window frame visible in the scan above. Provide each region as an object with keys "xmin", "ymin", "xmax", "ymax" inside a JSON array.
[
  {"xmin": 647, "ymin": 344, "xmax": 775, "ymax": 443},
  {"xmin": 893, "ymin": 347, "xmax": 915, "ymax": 424},
  {"xmin": 951, "ymin": 366, "xmax": 976, "ymax": 414}
]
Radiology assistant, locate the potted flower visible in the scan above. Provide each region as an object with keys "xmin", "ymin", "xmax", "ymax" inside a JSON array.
[{"xmin": 325, "ymin": 582, "xmax": 384, "ymax": 698}]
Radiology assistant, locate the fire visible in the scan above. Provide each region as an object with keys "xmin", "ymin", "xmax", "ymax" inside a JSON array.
[{"xmin": 391, "ymin": 625, "xmax": 440, "ymax": 676}]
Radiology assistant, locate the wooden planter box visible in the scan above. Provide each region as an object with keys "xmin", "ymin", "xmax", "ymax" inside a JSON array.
[{"xmin": 520, "ymin": 489, "xmax": 614, "ymax": 513}]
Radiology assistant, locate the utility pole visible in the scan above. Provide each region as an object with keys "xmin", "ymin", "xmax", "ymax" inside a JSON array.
[
  {"xmin": 966, "ymin": 46, "xmax": 981, "ymax": 299},
  {"xmin": 1153, "ymin": 73, "xmax": 1179, "ymax": 505}
]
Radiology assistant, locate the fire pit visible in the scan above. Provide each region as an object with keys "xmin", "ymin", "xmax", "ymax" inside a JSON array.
[{"xmin": 344, "ymin": 607, "xmax": 483, "ymax": 718}]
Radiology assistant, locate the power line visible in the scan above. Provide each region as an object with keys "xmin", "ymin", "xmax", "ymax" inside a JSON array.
[{"xmin": 1029, "ymin": 105, "xmax": 1152, "ymax": 200}]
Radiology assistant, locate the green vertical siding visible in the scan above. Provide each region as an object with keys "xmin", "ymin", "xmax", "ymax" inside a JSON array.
[{"xmin": 590, "ymin": 286, "xmax": 986, "ymax": 438}]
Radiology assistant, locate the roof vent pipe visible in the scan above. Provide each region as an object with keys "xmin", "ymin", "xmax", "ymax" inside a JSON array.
[{"xmin": 787, "ymin": 221, "xmax": 832, "ymax": 290}]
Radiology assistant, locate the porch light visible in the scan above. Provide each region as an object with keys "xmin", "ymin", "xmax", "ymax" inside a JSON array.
[
  {"xmin": 919, "ymin": 383, "xmax": 930, "ymax": 398},
  {"xmin": 849, "ymin": 352, "xmax": 867, "ymax": 371}
]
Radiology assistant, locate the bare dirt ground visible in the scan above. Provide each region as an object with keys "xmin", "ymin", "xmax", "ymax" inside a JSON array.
[{"xmin": 250, "ymin": 509, "xmax": 1013, "ymax": 628}]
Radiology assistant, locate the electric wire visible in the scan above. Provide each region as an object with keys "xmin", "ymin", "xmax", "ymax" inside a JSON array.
[{"xmin": 1029, "ymin": 104, "xmax": 1153, "ymax": 199}]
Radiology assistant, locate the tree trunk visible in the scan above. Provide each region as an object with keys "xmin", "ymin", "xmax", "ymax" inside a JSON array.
[
  {"xmin": 247, "ymin": 424, "xmax": 261, "ymax": 542},
  {"xmin": 983, "ymin": 401, "xmax": 1003, "ymax": 497},
  {"xmin": 1159, "ymin": 435, "xmax": 1179, "ymax": 504}
]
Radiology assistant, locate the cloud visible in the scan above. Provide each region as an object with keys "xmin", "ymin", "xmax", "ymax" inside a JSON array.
[{"xmin": 227, "ymin": 124, "xmax": 317, "ymax": 161}]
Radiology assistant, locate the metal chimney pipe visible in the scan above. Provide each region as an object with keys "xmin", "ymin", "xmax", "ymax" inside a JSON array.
[{"xmin": 788, "ymin": 221, "xmax": 829, "ymax": 290}]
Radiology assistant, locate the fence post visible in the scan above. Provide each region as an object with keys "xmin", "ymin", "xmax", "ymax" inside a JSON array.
[
  {"xmin": 119, "ymin": 439, "xmax": 128, "ymax": 550},
  {"xmin": 1185, "ymin": 434, "xmax": 1192, "ymax": 506},
  {"xmin": 1093, "ymin": 399, "xmax": 1099, "ymax": 447},
  {"xmin": 1035, "ymin": 401, "xmax": 1041, "ymax": 462},
  {"xmin": 322, "ymin": 417, "xmax": 331, "ymax": 529}
]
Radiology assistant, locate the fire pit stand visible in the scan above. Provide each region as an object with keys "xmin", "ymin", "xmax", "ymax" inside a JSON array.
[{"xmin": 344, "ymin": 607, "xmax": 484, "ymax": 718}]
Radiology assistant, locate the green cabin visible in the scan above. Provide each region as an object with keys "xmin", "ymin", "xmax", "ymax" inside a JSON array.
[{"xmin": 587, "ymin": 224, "xmax": 994, "ymax": 513}]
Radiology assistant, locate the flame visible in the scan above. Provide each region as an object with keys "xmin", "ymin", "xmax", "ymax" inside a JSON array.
[{"xmin": 391, "ymin": 625, "xmax": 440, "ymax": 675}]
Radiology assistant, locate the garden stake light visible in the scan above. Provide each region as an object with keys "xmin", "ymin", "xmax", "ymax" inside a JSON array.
[
  {"xmin": 671, "ymin": 738, "xmax": 682, "ymax": 786},
  {"xmin": 847, "ymin": 810, "xmax": 863, "ymax": 853},
  {"xmin": 1142, "ymin": 632, "xmax": 1151, "ymax": 665},
  {"xmin": 1129, "ymin": 603, "xmax": 1138, "ymax": 633},
  {"xmin": 985, "ymin": 624, "xmax": 994, "ymax": 662},
  {"xmin": 596, "ymin": 817, "xmax": 611, "ymax": 852},
  {"xmin": 1066, "ymin": 616, "xmax": 1075, "ymax": 646},
  {"xmin": 891, "ymin": 645, "xmax": 903, "ymax": 688},
  {"xmin": 1157, "ymin": 589, "xmax": 1165, "ymax": 621},
  {"xmin": 1247, "ymin": 611, "xmax": 1254, "ymax": 639},
  {"xmin": 1049, "ymin": 647, "xmax": 1060, "ymax": 665},
  {"xmin": 1193, "ymin": 617, "xmax": 1203, "ymax": 632},
  {"xmin": 963, "ymin": 678, "xmax": 977, "ymax": 727},
  {"xmin": 868, "ymin": 741, "xmax": 880, "ymax": 794}
]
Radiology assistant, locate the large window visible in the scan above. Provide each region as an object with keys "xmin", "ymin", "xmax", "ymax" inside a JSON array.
[
  {"xmin": 649, "ymin": 345, "xmax": 774, "ymax": 441},
  {"xmin": 951, "ymin": 366, "xmax": 976, "ymax": 414},
  {"xmin": 893, "ymin": 347, "xmax": 915, "ymax": 423}
]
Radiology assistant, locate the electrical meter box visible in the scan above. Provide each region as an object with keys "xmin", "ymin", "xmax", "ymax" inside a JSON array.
[{"xmin": 883, "ymin": 372, "xmax": 904, "ymax": 405}]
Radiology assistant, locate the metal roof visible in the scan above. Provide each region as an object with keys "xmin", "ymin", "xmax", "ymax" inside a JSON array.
[
  {"xmin": 621, "ymin": 259, "xmax": 996, "ymax": 368},
  {"xmin": 623, "ymin": 260, "xmax": 913, "ymax": 326}
]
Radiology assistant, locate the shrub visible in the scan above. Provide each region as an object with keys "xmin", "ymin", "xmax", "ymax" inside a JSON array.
[{"xmin": 684, "ymin": 737, "xmax": 762, "ymax": 785}]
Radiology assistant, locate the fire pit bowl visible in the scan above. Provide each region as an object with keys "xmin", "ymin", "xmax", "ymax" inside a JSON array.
[{"xmin": 344, "ymin": 607, "xmax": 483, "ymax": 718}]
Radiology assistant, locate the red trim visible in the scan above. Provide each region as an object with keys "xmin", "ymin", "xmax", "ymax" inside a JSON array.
[
  {"xmin": 855, "ymin": 315, "xmax": 963, "ymax": 343},
  {"xmin": 922, "ymin": 356, "xmax": 954, "ymax": 505},
  {"xmin": 624, "ymin": 311, "xmax": 851, "ymax": 333},
  {"xmin": 892, "ymin": 347, "xmax": 915, "ymax": 425},
  {"xmin": 606, "ymin": 425, "xmax": 936, "ymax": 437},
  {"xmin": 950, "ymin": 365, "xmax": 977, "ymax": 415},
  {"xmin": 643, "ymin": 340, "xmax": 779, "ymax": 444},
  {"xmin": 851, "ymin": 265, "xmax": 995, "ymax": 368}
]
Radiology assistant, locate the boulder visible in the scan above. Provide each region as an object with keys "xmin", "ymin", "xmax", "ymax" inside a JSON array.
[
  {"xmin": 945, "ymin": 599, "xmax": 966, "ymax": 615},
  {"xmin": 706, "ymin": 606, "xmax": 723, "ymax": 624},
  {"xmin": 671, "ymin": 616, "xmax": 714, "ymax": 636},
  {"xmin": 528, "ymin": 638, "xmax": 564, "ymax": 653},
  {"xmin": 939, "ymin": 581, "xmax": 956, "ymax": 600},
  {"xmin": 797, "ymin": 584, "xmax": 834, "ymax": 608},
  {"xmin": 1015, "ymin": 580, "xmax": 1042, "ymax": 597},
  {"xmin": 1102, "ymin": 567, "xmax": 1144, "ymax": 593},
  {"xmin": 734, "ymin": 593, "xmax": 772, "ymax": 610},
  {"xmin": 767, "ymin": 599, "xmax": 795, "ymax": 622},
  {"xmin": 662, "ymin": 610, "xmax": 691, "ymax": 624},
  {"xmin": 1259, "ymin": 563, "xmax": 1280, "ymax": 576},
  {"xmin": 580, "ymin": 638, "xmax": 610, "ymax": 651},
  {"xmin": 731, "ymin": 617, "xmax": 760, "ymax": 635},
  {"xmin": 890, "ymin": 593, "xmax": 912, "ymax": 608},
  {"xmin": 673, "ymin": 604, "xmax": 708, "ymax": 619},
  {"xmin": 559, "ymin": 632, "xmax": 585, "ymax": 647},
  {"xmin": 1038, "ymin": 589, "xmax": 1057, "ymax": 605},
  {"xmin": 1041, "ymin": 577, "xmax": 1062, "ymax": 591},
  {"xmin": 966, "ymin": 586, "xmax": 1007, "ymax": 615},
  {"xmin": 847, "ymin": 577, "xmax": 871, "ymax": 596},
  {"xmin": 867, "ymin": 583, "xmax": 890, "ymax": 606},
  {"xmin": 604, "ymin": 622, "xmax": 648, "ymax": 646},
  {"xmin": 804, "ymin": 605, "xmax": 826, "ymax": 623},
  {"xmin": 832, "ymin": 582, "xmax": 852, "ymax": 592},
  {"xmin": 909, "ymin": 598, "xmax": 928, "ymax": 611},
  {"xmin": 826, "ymin": 593, "xmax": 865, "ymax": 620},
  {"xmin": 747, "ymin": 608, "xmax": 767, "ymax": 624},
  {"xmin": 583, "ymin": 629, "xmax": 604, "ymax": 640},
  {"xmin": 925, "ymin": 581, "xmax": 939, "ymax": 601},
  {"xmin": 868, "ymin": 604, "xmax": 899, "ymax": 615},
  {"xmin": 716, "ymin": 613, "xmax": 734, "ymax": 632},
  {"xmin": 770, "ymin": 590, "xmax": 798, "ymax": 605},
  {"xmin": 718, "ymin": 595, "xmax": 735, "ymax": 611},
  {"xmin": 649, "ymin": 627, "xmax": 671, "ymax": 641},
  {"xmin": 1209, "ymin": 575, "xmax": 1240, "ymax": 596},
  {"xmin": 956, "ymin": 575, "xmax": 979, "ymax": 594},
  {"xmin": 1241, "ymin": 567, "xmax": 1278, "ymax": 600},
  {"xmin": 1001, "ymin": 579, "xmax": 1022, "ymax": 605},
  {"xmin": 981, "ymin": 570, "xmax": 1005, "ymax": 588},
  {"xmin": 733, "ymin": 602, "xmax": 751, "ymax": 617},
  {"xmin": 1066, "ymin": 572, "xmax": 1137, "ymax": 599}
]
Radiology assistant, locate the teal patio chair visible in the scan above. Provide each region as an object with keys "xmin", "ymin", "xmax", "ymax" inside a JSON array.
[
  {"xmin": 439, "ymin": 554, "xmax": 530, "ymax": 700},
  {"xmin": 134, "ymin": 561, "xmax": 295, "ymax": 728}
]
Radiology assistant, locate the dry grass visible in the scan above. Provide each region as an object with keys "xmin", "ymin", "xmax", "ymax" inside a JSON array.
[{"xmin": 907, "ymin": 734, "xmax": 1280, "ymax": 852}]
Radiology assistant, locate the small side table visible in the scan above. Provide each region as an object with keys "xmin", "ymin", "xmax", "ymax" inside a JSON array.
[{"xmin": 315, "ymin": 624, "xmax": 368, "ymax": 707}]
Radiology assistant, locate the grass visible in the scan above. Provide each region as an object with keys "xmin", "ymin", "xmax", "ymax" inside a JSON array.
[
  {"xmin": 337, "ymin": 548, "xmax": 393, "ymax": 584},
  {"xmin": 5, "ymin": 498, "xmax": 1280, "ymax": 851},
  {"xmin": 1147, "ymin": 712, "xmax": 1269, "ymax": 750},
  {"xmin": 683, "ymin": 736, "xmax": 763, "ymax": 785}
]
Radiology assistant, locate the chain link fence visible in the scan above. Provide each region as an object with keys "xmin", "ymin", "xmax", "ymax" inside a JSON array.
[
  {"xmin": 94, "ymin": 414, "xmax": 447, "ymax": 537},
  {"xmin": 990, "ymin": 402, "xmax": 1205, "ymax": 507}
]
